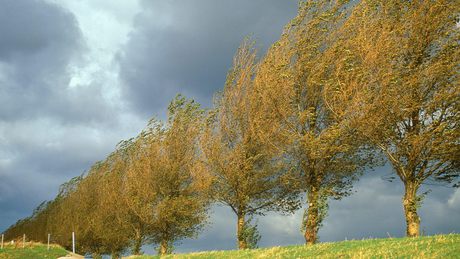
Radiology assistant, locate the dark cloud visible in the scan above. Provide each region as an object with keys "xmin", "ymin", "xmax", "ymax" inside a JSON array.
[
  {"xmin": 0, "ymin": 0, "xmax": 78, "ymax": 118},
  {"xmin": 118, "ymin": 0, "xmax": 298, "ymax": 116},
  {"xmin": 0, "ymin": 117, "xmax": 136, "ymax": 232},
  {"xmin": 0, "ymin": 0, "xmax": 126, "ymax": 232},
  {"xmin": 0, "ymin": 0, "xmax": 117, "ymax": 125}
]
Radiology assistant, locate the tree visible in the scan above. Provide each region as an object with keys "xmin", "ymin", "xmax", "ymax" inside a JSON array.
[
  {"xmin": 91, "ymin": 155, "xmax": 132, "ymax": 258},
  {"xmin": 2, "ymin": 96, "xmax": 210, "ymax": 256},
  {"xmin": 323, "ymin": 0, "xmax": 460, "ymax": 237},
  {"xmin": 52, "ymin": 170, "xmax": 107, "ymax": 255},
  {"xmin": 2, "ymin": 200, "xmax": 57, "ymax": 243},
  {"xmin": 125, "ymin": 95, "xmax": 211, "ymax": 255},
  {"xmin": 49, "ymin": 162, "xmax": 131, "ymax": 258},
  {"xmin": 252, "ymin": 1, "xmax": 372, "ymax": 245},
  {"xmin": 101, "ymin": 139, "xmax": 150, "ymax": 257},
  {"xmin": 201, "ymin": 39, "xmax": 300, "ymax": 249}
]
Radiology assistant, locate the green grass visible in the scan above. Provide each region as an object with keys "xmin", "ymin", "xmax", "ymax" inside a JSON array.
[
  {"xmin": 132, "ymin": 234, "xmax": 460, "ymax": 259},
  {"xmin": 1, "ymin": 234, "xmax": 458, "ymax": 258},
  {"xmin": 0, "ymin": 243, "xmax": 68, "ymax": 259}
]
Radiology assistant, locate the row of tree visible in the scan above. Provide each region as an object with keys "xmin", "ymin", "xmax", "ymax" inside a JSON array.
[{"xmin": 3, "ymin": 0, "xmax": 459, "ymax": 257}]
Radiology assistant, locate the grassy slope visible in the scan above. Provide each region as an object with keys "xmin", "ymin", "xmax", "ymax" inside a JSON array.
[
  {"xmin": 0, "ymin": 243, "xmax": 68, "ymax": 259},
  {"xmin": 133, "ymin": 234, "xmax": 460, "ymax": 259}
]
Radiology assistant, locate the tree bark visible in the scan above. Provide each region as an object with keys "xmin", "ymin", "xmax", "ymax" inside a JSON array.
[
  {"xmin": 304, "ymin": 187, "xmax": 319, "ymax": 245},
  {"xmin": 237, "ymin": 212, "xmax": 247, "ymax": 249},
  {"xmin": 403, "ymin": 180, "xmax": 420, "ymax": 237},
  {"xmin": 132, "ymin": 230, "xmax": 143, "ymax": 255},
  {"xmin": 159, "ymin": 239, "xmax": 168, "ymax": 255}
]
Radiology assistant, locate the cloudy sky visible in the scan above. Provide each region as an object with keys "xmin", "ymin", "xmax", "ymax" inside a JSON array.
[{"xmin": 0, "ymin": 0, "xmax": 459, "ymax": 254}]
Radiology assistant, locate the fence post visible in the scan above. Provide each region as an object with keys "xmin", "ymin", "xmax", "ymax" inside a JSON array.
[
  {"xmin": 47, "ymin": 233, "xmax": 50, "ymax": 250},
  {"xmin": 1, "ymin": 234, "xmax": 3, "ymax": 249},
  {"xmin": 22, "ymin": 234, "xmax": 25, "ymax": 248},
  {"xmin": 72, "ymin": 232, "xmax": 75, "ymax": 254}
]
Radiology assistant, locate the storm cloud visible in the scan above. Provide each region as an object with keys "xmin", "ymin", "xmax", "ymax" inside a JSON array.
[
  {"xmin": 0, "ymin": 0, "xmax": 141, "ymax": 233},
  {"xmin": 118, "ymin": 0, "xmax": 298, "ymax": 116}
]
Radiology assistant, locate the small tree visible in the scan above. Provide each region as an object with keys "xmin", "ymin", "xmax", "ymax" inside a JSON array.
[{"xmin": 239, "ymin": 217, "xmax": 261, "ymax": 249}]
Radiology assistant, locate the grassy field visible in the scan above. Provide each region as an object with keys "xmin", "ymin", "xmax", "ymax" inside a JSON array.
[
  {"xmin": 131, "ymin": 234, "xmax": 460, "ymax": 259},
  {"xmin": 0, "ymin": 242, "xmax": 68, "ymax": 259},
  {"xmin": 1, "ymin": 234, "xmax": 458, "ymax": 258}
]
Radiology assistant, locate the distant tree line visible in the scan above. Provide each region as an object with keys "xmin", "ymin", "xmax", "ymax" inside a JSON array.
[{"xmin": 3, "ymin": 0, "xmax": 459, "ymax": 257}]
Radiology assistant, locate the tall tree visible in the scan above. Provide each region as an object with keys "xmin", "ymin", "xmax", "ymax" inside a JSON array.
[
  {"xmin": 102, "ymin": 139, "xmax": 150, "ymax": 256},
  {"xmin": 253, "ymin": 1, "xmax": 372, "ymax": 245},
  {"xmin": 49, "ymin": 163, "xmax": 131, "ymax": 258},
  {"xmin": 53, "ymin": 171, "xmax": 110, "ymax": 255},
  {"xmin": 3, "ymin": 199, "xmax": 58, "ymax": 243},
  {"xmin": 201, "ymin": 39, "xmax": 300, "ymax": 249},
  {"xmin": 47, "ymin": 174, "xmax": 97, "ymax": 252},
  {"xmin": 125, "ymin": 95, "xmax": 210, "ymax": 255},
  {"xmin": 323, "ymin": 0, "xmax": 460, "ymax": 237},
  {"xmin": 91, "ymin": 155, "xmax": 132, "ymax": 258}
]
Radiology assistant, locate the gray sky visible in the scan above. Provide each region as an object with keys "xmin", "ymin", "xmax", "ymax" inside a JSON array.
[{"xmin": 0, "ymin": 0, "xmax": 459, "ymax": 254}]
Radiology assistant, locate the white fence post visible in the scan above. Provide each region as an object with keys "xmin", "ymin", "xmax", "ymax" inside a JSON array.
[
  {"xmin": 72, "ymin": 232, "xmax": 75, "ymax": 254},
  {"xmin": 22, "ymin": 234, "xmax": 25, "ymax": 248},
  {"xmin": 47, "ymin": 233, "xmax": 50, "ymax": 250},
  {"xmin": 1, "ymin": 234, "xmax": 4, "ymax": 249}
]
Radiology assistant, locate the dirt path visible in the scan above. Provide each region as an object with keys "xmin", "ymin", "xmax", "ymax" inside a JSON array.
[{"xmin": 57, "ymin": 253, "xmax": 84, "ymax": 259}]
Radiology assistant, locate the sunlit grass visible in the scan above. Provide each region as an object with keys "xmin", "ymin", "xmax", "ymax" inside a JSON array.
[
  {"xmin": 0, "ymin": 242, "xmax": 68, "ymax": 259},
  {"xmin": 131, "ymin": 234, "xmax": 460, "ymax": 259},
  {"xmin": 1, "ymin": 234, "xmax": 458, "ymax": 258}
]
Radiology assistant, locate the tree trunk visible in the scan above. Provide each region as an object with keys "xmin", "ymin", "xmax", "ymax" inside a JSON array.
[
  {"xmin": 237, "ymin": 212, "xmax": 247, "ymax": 249},
  {"xmin": 111, "ymin": 251, "xmax": 120, "ymax": 259},
  {"xmin": 403, "ymin": 181, "xmax": 420, "ymax": 237},
  {"xmin": 304, "ymin": 187, "xmax": 319, "ymax": 245},
  {"xmin": 132, "ymin": 230, "xmax": 143, "ymax": 255},
  {"xmin": 159, "ymin": 239, "xmax": 168, "ymax": 255}
]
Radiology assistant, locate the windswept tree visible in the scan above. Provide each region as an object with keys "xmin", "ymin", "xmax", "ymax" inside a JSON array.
[
  {"xmin": 49, "ymin": 162, "xmax": 131, "ymax": 258},
  {"xmin": 39, "ymin": 148, "xmax": 141, "ymax": 258},
  {"xmin": 96, "ymin": 139, "xmax": 150, "ymax": 257},
  {"xmin": 323, "ymin": 0, "xmax": 460, "ymax": 237},
  {"xmin": 252, "ymin": 1, "xmax": 373, "ymax": 245},
  {"xmin": 3, "ymin": 199, "xmax": 58, "ymax": 243},
  {"xmin": 52, "ymin": 170, "xmax": 111, "ymax": 256},
  {"xmin": 91, "ymin": 155, "xmax": 132, "ymax": 258},
  {"xmin": 201, "ymin": 39, "xmax": 300, "ymax": 249},
  {"xmin": 125, "ymin": 95, "xmax": 211, "ymax": 255},
  {"xmin": 48, "ymin": 174, "xmax": 97, "ymax": 252}
]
